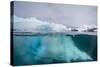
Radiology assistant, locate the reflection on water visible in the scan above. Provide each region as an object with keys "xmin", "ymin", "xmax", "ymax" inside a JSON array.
[{"xmin": 13, "ymin": 34, "xmax": 97, "ymax": 66}]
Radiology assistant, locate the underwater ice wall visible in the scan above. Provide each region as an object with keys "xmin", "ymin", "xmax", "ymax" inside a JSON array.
[
  {"xmin": 13, "ymin": 16, "xmax": 96, "ymax": 65},
  {"xmin": 13, "ymin": 35, "xmax": 95, "ymax": 65}
]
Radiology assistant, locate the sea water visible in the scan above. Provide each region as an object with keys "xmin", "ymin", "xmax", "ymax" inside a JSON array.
[{"xmin": 13, "ymin": 34, "xmax": 97, "ymax": 65}]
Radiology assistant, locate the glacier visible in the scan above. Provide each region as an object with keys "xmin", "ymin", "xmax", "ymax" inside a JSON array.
[{"xmin": 13, "ymin": 16, "xmax": 96, "ymax": 65}]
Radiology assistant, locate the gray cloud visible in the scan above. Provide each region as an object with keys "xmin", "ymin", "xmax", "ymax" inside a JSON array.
[{"xmin": 13, "ymin": 1, "xmax": 97, "ymax": 27}]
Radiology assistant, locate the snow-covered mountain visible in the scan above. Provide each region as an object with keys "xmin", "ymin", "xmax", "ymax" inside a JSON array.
[{"xmin": 77, "ymin": 25, "xmax": 97, "ymax": 32}]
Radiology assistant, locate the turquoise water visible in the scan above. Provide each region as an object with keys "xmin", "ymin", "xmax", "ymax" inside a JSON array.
[{"xmin": 13, "ymin": 34, "xmax": 97, "ymax": 65}]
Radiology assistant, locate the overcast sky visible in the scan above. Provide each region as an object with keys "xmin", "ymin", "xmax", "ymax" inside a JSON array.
[{"xmin": 13, "ymin": 1, "xmax": 97, "ymax": 27}]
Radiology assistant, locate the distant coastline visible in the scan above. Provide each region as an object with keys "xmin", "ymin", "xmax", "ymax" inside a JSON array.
[{"xmin": 13, "ymin": 31, "xmax": 97, "ymax": 36}]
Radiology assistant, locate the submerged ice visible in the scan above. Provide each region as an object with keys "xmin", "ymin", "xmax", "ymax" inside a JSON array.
[
  {"xmin": 13, "ymin": 16, "xmax": 94, "ymax": 65},
  {"xmin": 36, "ymin": 35, "xmax": 92, "ymax": 62},
  {"xmin": 14, "ymin": 35, "xmax": 93, "ymax": 65}
]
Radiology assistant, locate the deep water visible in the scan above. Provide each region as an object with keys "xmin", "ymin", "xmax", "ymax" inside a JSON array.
[{"xmin": 13, "ymin": 34, "xmax": 97, "ymax": 66}]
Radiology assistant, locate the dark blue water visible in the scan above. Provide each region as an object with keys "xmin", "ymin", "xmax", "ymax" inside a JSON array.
[{"xmin": 13, "ymin": 34, "xmax": 97, "ymax": 66}]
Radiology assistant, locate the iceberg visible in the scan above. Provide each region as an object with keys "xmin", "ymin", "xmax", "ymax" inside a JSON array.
[
  {"xmin": 13, "ymin": 16, "xmax": 68, "ymax": 33},
  {"xmin": 13, "ymin": 16, "xmax": 95, "ymax": 65}
]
